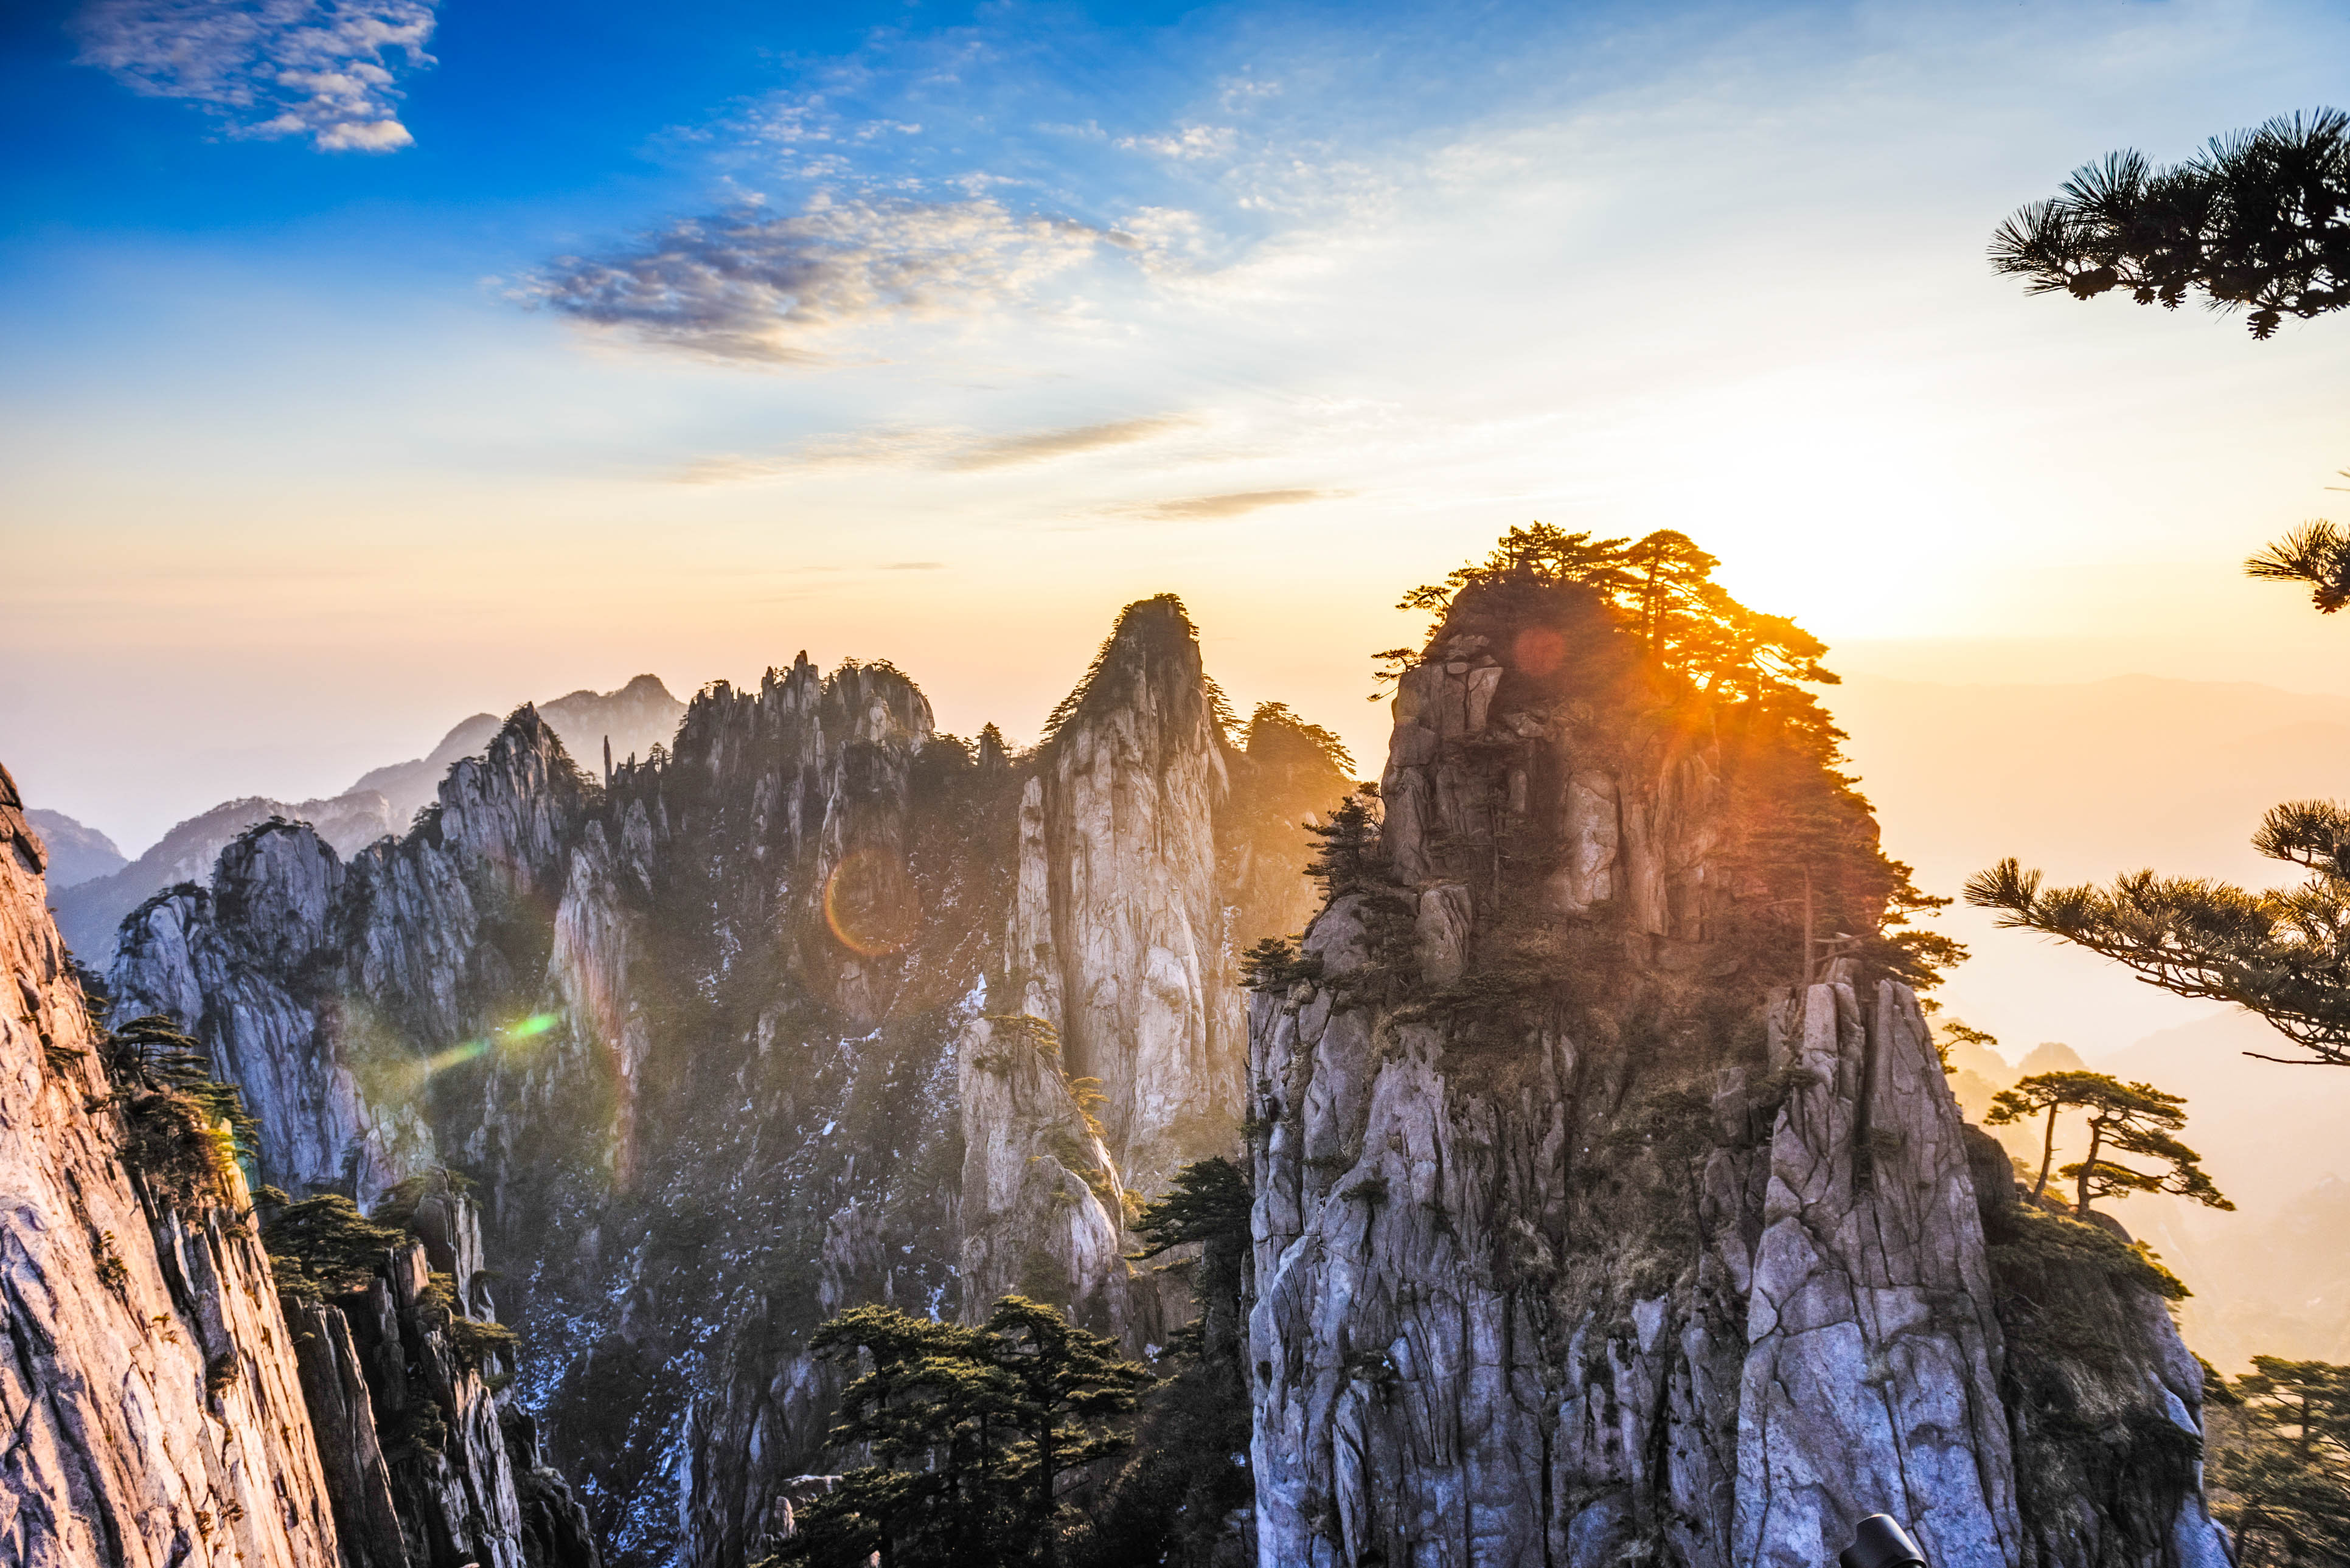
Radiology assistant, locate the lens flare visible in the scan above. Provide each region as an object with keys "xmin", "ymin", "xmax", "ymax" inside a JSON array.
[
  {"xmin": 422, "ymin": 1038, "xmax": 491, "ymax": 1077},
  {"xmin": 1512, "ymin": 625, "xmax": 1566, "ymax": 676},
  {"xmin": 822, "ymin": 847, "xmax": 922, "ymax": 957}
]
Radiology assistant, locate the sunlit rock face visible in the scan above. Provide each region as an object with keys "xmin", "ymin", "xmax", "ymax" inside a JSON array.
[
  {"xmin": 0, "ymin": 763, "xmax": 345, "ymax": 1568},
  {"xmin": 1245, "ymin": 581, "xmax": 2228, "ymax": 1568},
  {"xmin": 110, "ymin": 601, "xmax": 1348, "ymax": 1567}
]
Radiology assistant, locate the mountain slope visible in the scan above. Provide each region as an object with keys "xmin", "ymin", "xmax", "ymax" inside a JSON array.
[{"xmin": 23, "ymin": 807, "xmax": 125, "ymax": 887}]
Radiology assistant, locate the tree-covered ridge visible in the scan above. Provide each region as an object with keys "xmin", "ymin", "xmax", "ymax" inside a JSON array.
[
  {"xmin": 1393, "ymin": 524, "xmax": 1838, "ymax": 740},
  {"xmin": 1391, "ymin": 522, "xmax": 1958, "ymax": 990}
]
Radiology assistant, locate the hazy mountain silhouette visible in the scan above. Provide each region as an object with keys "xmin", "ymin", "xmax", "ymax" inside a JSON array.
[
  {"xmin": 349, "ymin": 673, "xmax": 685, "ymax": 824},
  {"xmin": 23, "ymin": 808, "xmax": 126, "ymax": 888},
  {"xmin": 46, "ymin": 676, "xmax": 685, "ymax": 963}
]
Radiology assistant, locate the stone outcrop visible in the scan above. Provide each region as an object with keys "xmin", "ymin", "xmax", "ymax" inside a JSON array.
[
  {"xmin": 0, "ymin": 761, "xmax": 345, "ymax": 1567},
  {"xmin": 1245, "ymin": 581, "xmax": 2230, "ymax": 1568},
  {"xmin": 1007, "ymin": 596, "xmax": 1240, "ymax": 1198},
  {"xmin": 105, "ymin": 602, "xmax": 1347, "ymax": 1567}
]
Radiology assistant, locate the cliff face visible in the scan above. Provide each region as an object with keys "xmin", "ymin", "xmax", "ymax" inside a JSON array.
[
  {"xmin": 1008, "ymin": 597, "xmax": 1239, "ymax": 1197},
  {"xmin": 0, "ymin": 763, "xmax": 344, "ymax": 1568},
  {"xmin": 1245, "ymin": 586, "xmax": 2229, "ymax": 1568},
  {"xmin": 108, "ymin": 602, "xmax": 1347, "ymax": 1567}
]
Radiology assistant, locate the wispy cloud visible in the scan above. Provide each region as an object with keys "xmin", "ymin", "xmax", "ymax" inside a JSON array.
[
  {"xmin": 73, "ymin": 0, "xmax": 436, "ymax": 151},
  {"xmin": 522, "ymin": 196, "xmax": 1130, "ymax": 364},
  {"xmin": 671, "ymin": 416, "xmax": 1194, "ymax": 484},
  {"xmin": 944, "ymin": 417, "xmax": 1191, "ymax": 471},
  {"xmin": 1114, "ymin": 488, "xmax": 1339, "ymax": 521}
]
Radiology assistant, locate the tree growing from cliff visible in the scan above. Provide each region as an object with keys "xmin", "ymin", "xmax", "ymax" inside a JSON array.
[
  {"xmin": 1128, "ymin": 1157, "xmax": 1251, "ymax": 1356},
  {"xmin": 776, "ymin": 1296, "xmax": 1151, "ymax": 1567},
  {"xmin": 1302, "ymin": 790, "xmax": 1382, "ymax": 898},
  {"xmin": 1984, "ymin": 1069, "xmax": 2231, "ymax": 1216},
  {"xmin": 1396, "ymin": 524, "xmax": 1959, "ymax": 991},
  {"xmin": 2210, "ymin": 1357, "xmax": 2350, "ymax": 1566},
  {"xmin": 1989, "ymin": 108, "xmax": 2350, "ymax": 339},
  {"xmin": 102, "ymin": 1014, "xmax": 260, "ymax": 1213}
]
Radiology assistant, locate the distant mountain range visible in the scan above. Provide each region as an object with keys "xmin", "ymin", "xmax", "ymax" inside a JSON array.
[
  {"xmin": 36, "ymin": 676, "xmax": 684, "ymax": 962},
  {"xmin": 23, "ymin": 808, "xmax": 127, "ymax": 888}
]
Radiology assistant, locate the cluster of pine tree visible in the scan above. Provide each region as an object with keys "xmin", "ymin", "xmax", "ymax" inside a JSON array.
[
  {"xmin": 768, "ymin": 1158, "xmax": 1254, "ymax": 1568},
  {"xmin": 1387, "ymin": 522, "xmax": 1959, "ymax": 990}
]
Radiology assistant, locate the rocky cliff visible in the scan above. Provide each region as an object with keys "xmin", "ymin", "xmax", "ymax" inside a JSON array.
[
  {"xmin": 0, "ymin": 762, "xmax": 346, "ymax": 1568},
  {"xmin": 1244, "ymin": 578, "xmax": 2230, "ymax": 1568},
  {"xmin": 108, "ymin": 600, "xmax": 1348, "ymax": 1567}
]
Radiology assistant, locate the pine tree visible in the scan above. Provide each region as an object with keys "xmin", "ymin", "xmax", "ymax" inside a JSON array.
[
  {"xmin": 1990, "ymin": 108, "xmax": 2350, "ymax": 339},
  {"xmin": 774, "ymin": 1297, "xmax": 1151, "ymax": 1568},
  {"xmin": 1983, "ymin": 1069, "xmax": 2232, "ymax": 1216},
  {"xmin": 1128, "ymin": 1157, "xmax": 1251, "ymax": 1357},
  {"xmin": 1967, "ymin": 796, "xmax": 2350, "ymax": 1065},
  {"xmin": 1302, "ymin": 791, "xmax": 1382, "ymax": 898},
  {"xmin": 1072, "ymin": 1160, "xmax": 1255, "ymax": 1568},
  {"xmin": 2211, "ymin": 1358, "xmax": 2350, "ymax": 1567}
]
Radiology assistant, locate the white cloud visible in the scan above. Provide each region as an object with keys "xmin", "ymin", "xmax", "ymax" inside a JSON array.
[
  {"xmin": 73, "ymin": 0, "xmax": 435, "ymax": 152},
  {"xmin": 524, "ymin": 196, "xmax": 1131, "ymax": 364},
  {"xmin": 1118, "ymin": 123, "xmax": 1239, "ymax": 161}
]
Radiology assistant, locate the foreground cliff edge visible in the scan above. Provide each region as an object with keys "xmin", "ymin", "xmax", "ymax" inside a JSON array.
[{"xmin": 1, "ymin": 763, "xmax": 342, "ymax": 1566}]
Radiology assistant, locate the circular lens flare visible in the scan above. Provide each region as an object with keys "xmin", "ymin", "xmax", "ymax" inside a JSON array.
[{"xmin": 822, "ymin": 848, "xmax": 922, "ymax": 957}]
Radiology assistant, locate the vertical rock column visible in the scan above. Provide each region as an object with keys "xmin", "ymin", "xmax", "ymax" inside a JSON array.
[
  {"xmin": 1010, "ymin": 595, "xmax": 1237, "ymax": 1201},
  {"xmin": 1732, "ymin": 978, "xmax": 2022, "ymax": 1568}
]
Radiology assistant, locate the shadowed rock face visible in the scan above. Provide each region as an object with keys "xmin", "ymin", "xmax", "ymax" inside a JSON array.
[
  {"xmin": 1244, "ymin": 584, "xmax": 2228, "ymax": 1568},
  {"xmin": 0, "ymin": 763, "xmax": 346, "ymax": 1568},
  {"xmin": 106, "ymin": 603, "xmax": 1348, "ymax": 1568}
]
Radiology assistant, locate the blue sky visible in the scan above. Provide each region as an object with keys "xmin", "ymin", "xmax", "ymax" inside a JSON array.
[{"xmin": 6, "ymin": 0, "xmax": 2350, "ymax": 865}]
